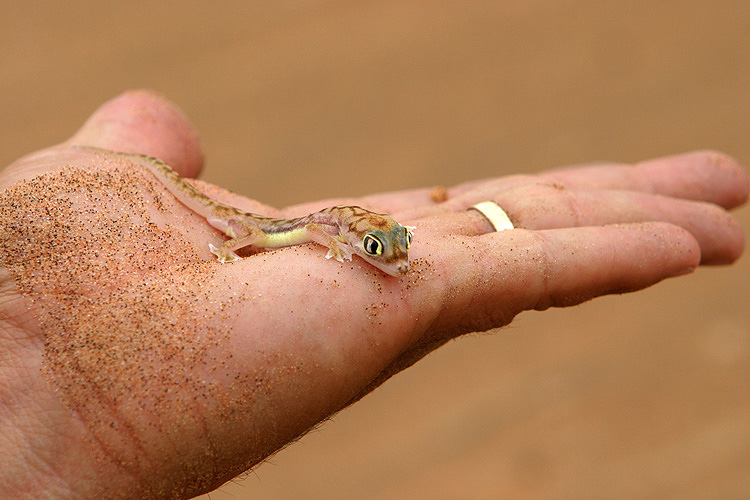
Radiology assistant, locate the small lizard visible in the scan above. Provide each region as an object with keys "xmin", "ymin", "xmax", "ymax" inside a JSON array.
[{"xmin": 80, "ymin": 147, "xmax": 413, "ymax": 276}]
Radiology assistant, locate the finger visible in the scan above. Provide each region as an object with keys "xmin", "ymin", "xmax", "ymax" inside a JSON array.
[
  {"xmin": 397, "ymin": 150, "xmax": 749, "ymax": 221},
  {"xmin": 66, "ymin": 90, "xmax": 204, "ymax": 179},
  {"xmin": 279, "ymin": 150, "xmax": 748, "ymax": 219},
  {"xmin": 452, "ymin": 150, "xmax": 748, "ymax": 210},
  {"xmin": 447, "ymin": 184, "xmax": 743, "ymax": 265},
  {"xmin": 544, "ymin": 150, "xmax": 749, "ymax": 209},
  {"xmin": 421, "ymin": 222, "xmax": 700, "ymax": 336}
]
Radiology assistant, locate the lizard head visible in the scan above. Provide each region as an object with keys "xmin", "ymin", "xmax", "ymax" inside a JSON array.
[{"xmin": 353, "ymin": 222, "xmax": 413, "ymax": 277}]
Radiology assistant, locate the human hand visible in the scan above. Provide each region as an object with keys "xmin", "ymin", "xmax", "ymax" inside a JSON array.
[{"xmin": 0, "ymin": 91, "xmax": 746, "ymax": 499}]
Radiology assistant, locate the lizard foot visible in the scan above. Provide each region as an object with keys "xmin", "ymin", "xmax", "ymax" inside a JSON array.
[
  {"xmin": 209, "ymin": 243, "xmax": 241, "ymax": 263},
  {"xmin": 325, "ymin": 246, "xmax": 353, "ymax": 263}
]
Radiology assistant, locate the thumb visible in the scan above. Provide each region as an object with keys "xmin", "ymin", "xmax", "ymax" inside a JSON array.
[{"xmin": 67, "ymin": 90, "xmax": 204, "ymax": 178}]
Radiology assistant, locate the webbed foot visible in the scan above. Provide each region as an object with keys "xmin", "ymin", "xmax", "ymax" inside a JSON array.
[
  {"xmin": 209, "ymin": 243, "xmax": 242, "ymax": 263},
  {"xmin": 325, "ymin": 245, "xmax": 353, "ymax": 263}
]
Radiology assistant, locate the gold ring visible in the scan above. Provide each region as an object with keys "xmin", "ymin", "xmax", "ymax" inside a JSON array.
[{"xmin": 468, "ymin": 201, "xmax": 515, "ymax": 231}]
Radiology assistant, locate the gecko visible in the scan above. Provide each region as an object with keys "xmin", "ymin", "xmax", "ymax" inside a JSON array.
[{"xmin": 79, "ymin": 147, "xmax": 413, "ymax": 276}]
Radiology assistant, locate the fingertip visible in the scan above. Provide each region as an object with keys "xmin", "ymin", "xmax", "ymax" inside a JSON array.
[
  {"xmin": 703, "ymin": 215, "xmax": 746, "ymax": 266},
  {"xmin": 653, "ymin": 222, "xmax": 701, "ymax": 275},
  {"xmin": 702, "ymin": 150, "xmax": 750, "ymax": 209},
  {"xmin": 640, "ymin": 150, "xmax": 750, "ymax": 209},
  {"xmin": 67, "ymin": 90, "xmax": 204, "ymax": 178}
]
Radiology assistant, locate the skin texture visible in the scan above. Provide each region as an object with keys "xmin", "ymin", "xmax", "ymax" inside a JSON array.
[{"xmin": 0, "ymin": 90, "xmax": 747, "ymax": 499}]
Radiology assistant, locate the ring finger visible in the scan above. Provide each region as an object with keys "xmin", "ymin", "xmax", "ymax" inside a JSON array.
[{"xmin": 425, "ymin": 183, "xmax": 744, "ymax": 265}]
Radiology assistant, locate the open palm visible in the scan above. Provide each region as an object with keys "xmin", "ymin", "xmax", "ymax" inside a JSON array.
[{"xmin": 0, "ymin": 91, "xmax": 745, "ymax": 499}]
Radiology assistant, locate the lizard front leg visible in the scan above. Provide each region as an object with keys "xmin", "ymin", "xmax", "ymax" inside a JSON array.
[{"xmin": 304, "ymin": 223, "xmax": 353, "ymax": 263}]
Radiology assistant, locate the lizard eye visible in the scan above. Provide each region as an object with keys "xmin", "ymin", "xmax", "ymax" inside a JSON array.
[
  {"xmin": 363, "ymin": 234, "xmax": 384, "ymax": 256},
  {"xmin": 405, "ymin": 228, "xmax": 413, "ymax": 249}
]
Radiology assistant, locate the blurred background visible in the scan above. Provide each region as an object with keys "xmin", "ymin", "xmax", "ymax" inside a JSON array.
[{"xmin": 2, "ymin": 2, "xmax": 748, "ymax": 498}]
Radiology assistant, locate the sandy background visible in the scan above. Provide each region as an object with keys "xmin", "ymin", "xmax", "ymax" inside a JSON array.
[{"xmin": 2, "ymin": 2, "xmax": 748, "ymax": 499}]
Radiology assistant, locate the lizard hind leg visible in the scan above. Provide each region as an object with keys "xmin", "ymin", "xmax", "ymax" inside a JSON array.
[
  {"xmin": 209, "ymin": 222, "xmax": 266, "ymax": 263},
  {"xmin": 304, "ymin": 223, "xmax": 353, "ymax": 263},
  {"xmin": 209, "ymin": 243, "xmax": 242, "ymax": 263}
]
